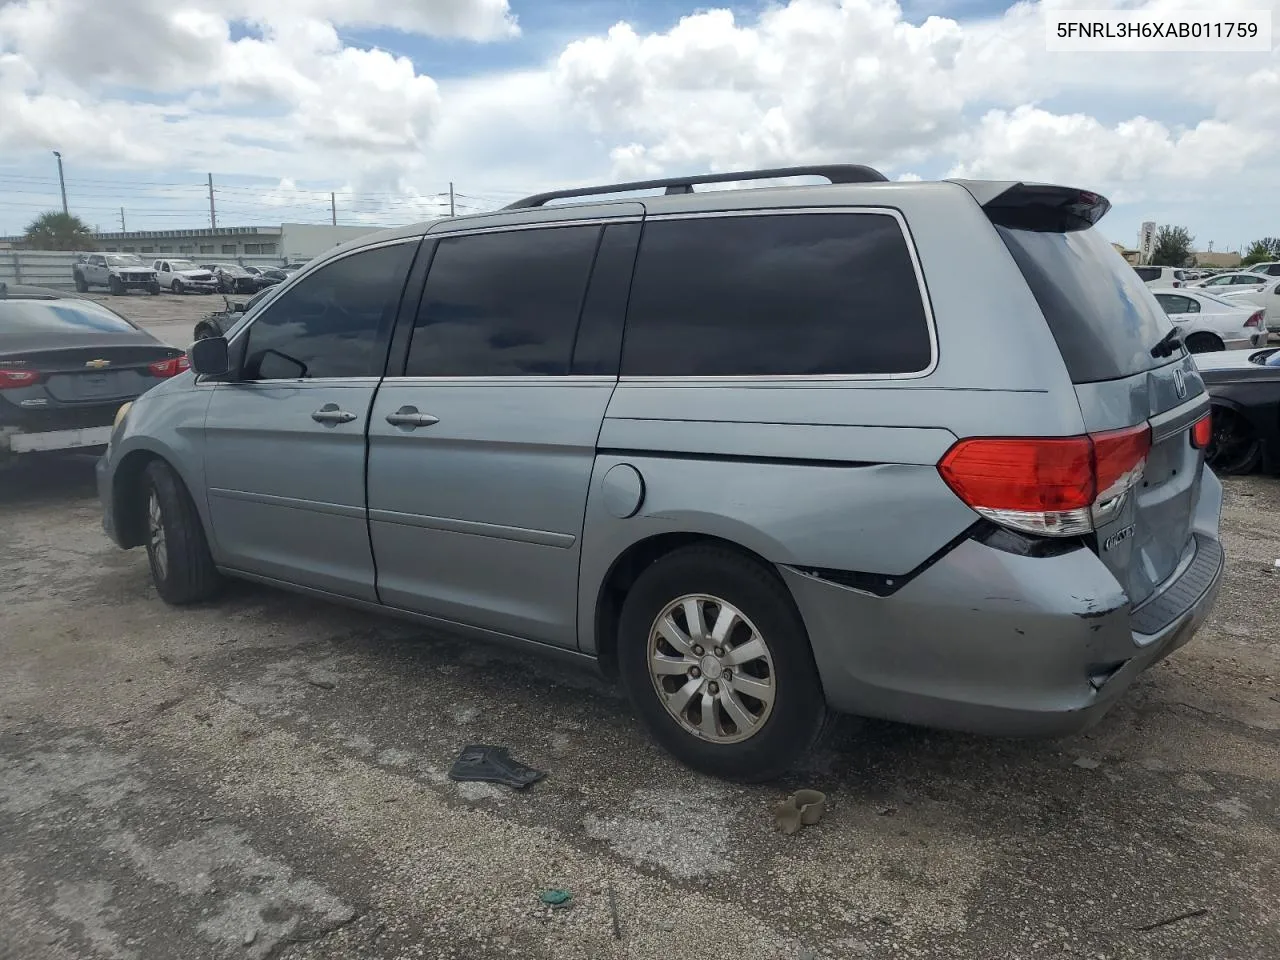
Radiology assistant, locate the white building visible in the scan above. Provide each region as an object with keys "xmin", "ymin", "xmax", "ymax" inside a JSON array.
[{"xmin": 83, "ymin": 222, "xmax": 392, "ymax": 262}]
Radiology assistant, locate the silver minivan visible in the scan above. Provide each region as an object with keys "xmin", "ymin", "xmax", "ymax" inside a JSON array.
[{"xmin": 98, "ymin": 166, "xmax": 1225, "ymax": 780}]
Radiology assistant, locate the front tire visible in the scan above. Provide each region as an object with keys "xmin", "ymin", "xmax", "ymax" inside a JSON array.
[
  {"xmin": 108, "ymin": 275, "xmax": 125, "ymax": 296},
  {"xmin": 1205, "ymin": 406, "xmax": 1263, "ymax": 475},
  {"xmin": 73, "ymin": 271, "xmax": 89, "ymax": 293},
  {"xmin": 142, "ymin": 460, "xmax": 221, "ymax": 605},
  {"xmin": 148, "ymin": 282, "xmax": 161, "ymax": 295},
  {"xmin": 172, "ymin": 279, "xmax": 185, "ymax": 295},
  {"xmin": 617, "ymin": 545, "xmax": 827, "ymax": 782}
]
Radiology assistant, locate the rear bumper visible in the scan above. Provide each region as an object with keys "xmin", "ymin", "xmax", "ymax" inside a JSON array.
[
  {"xmin": 97, "ymin": 450, "xmax": 122, "ymax": 546},
  {"xmin": 788, "ymin": 469, "xmax": 1225, "ymax": 738},
  {"xmin": 1224, "ymin": 333, "xmax": 1268, "ymax": 350},
  {"xmin": 1, "ymin": 424, "xmax": 113, "ymax": 454}
]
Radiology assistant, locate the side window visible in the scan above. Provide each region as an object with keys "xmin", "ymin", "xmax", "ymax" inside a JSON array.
[
  {"xmin": 622, "ymin": 213, "xmax": 932, "ymax": 377},
  {"xmin": 572, "ymin": 222, "xmax": 641, "ymax": 375},
  {"xmin": 1154, "ymin": 294, "xmax": 1185, "ymax": 314},
  {"xmin": 405, "ymin": 225, "xmax": 601, "ymax": 377},
  {"xmin": 1235, "ymin": 275, "xmax": 1262, "ymax": 285},
  {"xmin": 243, "ymin": 242, "xmax": 416, "ymax": 381},
  {"xmin": 1184, "ymin": 297, "xmax": 1201, "ymax": 314}
]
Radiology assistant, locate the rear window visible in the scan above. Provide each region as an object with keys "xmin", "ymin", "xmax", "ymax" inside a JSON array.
[
  {"xmin": 0, "ymin": 299, "xmax": 137, "ymax": 335},
  {"xmin": 1134, "ymin": 266, "xmax": 1160, "ymax": 282},
  {"xmin": 998, "ymin": 226, "xmax": 1175, "ymax": 384}
]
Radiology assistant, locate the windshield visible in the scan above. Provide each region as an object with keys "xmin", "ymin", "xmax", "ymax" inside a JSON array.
[
  {"xmin": 105, "ymin": 255, "xmax": 145, "ymax": 266},
  {"xmin": 0, "ymin": 298, "xmax": 138, "ymax": 334},
  {"xmin": 169, "ymin": 260, "xmax": 199, "ymax": 270},
  {"xmin": 998, "ymin": 226, "xmax": 1176, "ymax": 383}
]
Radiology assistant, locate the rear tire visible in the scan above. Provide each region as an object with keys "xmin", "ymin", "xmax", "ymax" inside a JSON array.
[
  {"xmin": 617, "ymin": 544, "xmax": 827, "ymax": 782},
  {"xmin": 1205, "ymin": 406, "xmax": 1263, "ymax": 476},
  {"xmin": 193, "ymin": 322, "xmax": 217, "ymax": 340},
  {"xmin": 1185, "ymin": 332, "xmax": 1224, "ymax": 354},
  {"xmin": 73, "ymin": 271, "xmax": 89, "ymax": 293},
  {"xmin": 142, "ymin": 460, "xmax": 221, "ymax": 605}
]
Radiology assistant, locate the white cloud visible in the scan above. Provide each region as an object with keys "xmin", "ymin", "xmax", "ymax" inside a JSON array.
[{"xmin": 1, "ymin": 0, "xmax": 1278, "ymax": 244}]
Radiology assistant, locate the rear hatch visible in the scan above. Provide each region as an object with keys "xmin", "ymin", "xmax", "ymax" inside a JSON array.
[{"xmin": 966, "ymin": 183, "xmax": 1209, "ymax": 608}]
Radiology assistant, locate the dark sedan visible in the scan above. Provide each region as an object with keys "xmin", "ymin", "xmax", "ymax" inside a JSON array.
[
  {"xmin": 243, "ymin": 266, "xmax": 287, "ymax": 290},
  {"xmin": 1195, "ymin": 347, "xmax": 1280, "ymax": 475},
  {"xmin": 0, "ymin": 283, "xmax": 188, "ymax": 461},
  {"xmin": 200, "ymin": 263, "xmax": 258, "ymax": 294}
]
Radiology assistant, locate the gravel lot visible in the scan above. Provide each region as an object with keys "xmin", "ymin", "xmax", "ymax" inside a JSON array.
[{"xmin": 1, "ymin": 294, "xmax": 1277, "ymax": 960}]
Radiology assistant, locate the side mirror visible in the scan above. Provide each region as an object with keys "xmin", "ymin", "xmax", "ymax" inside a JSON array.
[{"xmin": 189, "ymin": 335, "xmax": 229, "ymax": 377}]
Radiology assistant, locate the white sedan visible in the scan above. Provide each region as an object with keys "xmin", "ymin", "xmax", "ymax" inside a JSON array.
[
  {"xmin": 1191, "ymin": 271, "xmax": 1272, "ymax": 292},
  {"xmin": 1149, "ymin": 287, "xmax": 1268, "ymax": 353},
  {"xmin": 1215, "ymin": 277, "xmax": 1280, "ymax": 332}
]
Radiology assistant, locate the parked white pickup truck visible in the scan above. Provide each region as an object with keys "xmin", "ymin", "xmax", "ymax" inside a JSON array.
[
  {"xmin": 72, "ymin": 254, "xmax": 160, "ymax": 295},
  {"xmin": 152, "ymin": 259, "xmax": 219, "ymax": 295}
]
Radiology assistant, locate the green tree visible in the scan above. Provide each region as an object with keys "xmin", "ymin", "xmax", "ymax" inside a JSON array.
[
  {"xmin": 22, "ymin": 211, "xmax": 96, "ymax": 251},
  {"xmin": 1241, "ymin": 237, "xmax": 1280, "ymax": 266},
  {"xmin": 1150, "ymin": 225, "xmax": 1194, "ymax": 267}
]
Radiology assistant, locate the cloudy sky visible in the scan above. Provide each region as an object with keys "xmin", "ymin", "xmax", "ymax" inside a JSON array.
[{"xmin": 0, "ymin": 0, "xmax": 1276, "ymax": 252}]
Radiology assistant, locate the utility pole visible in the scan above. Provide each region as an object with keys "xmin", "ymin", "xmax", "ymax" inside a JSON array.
[
  {"xmin": 207, "ymin": 173, "xmax": 216, "ymax": 229},
  {"xmin": 119, "ymin": 207, "xmax": 126, "ymax": 231},
  {"xmin": 449, "ymin": 182, "xmax": 455, "ymax": 217},
  {"xmin": 330, "ymin": 192, "xmax": 337, "ymax": 226},
  {"xmin": 53, "ymin": 151, "xmax": 68, "ymax": 215}
]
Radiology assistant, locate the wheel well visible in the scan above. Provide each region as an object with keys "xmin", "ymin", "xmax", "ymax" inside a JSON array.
[
  {"xmin": 112, "ymin": 450, "xmax": 163, "ymax": 548},
  {"xmin": 593, "ymin": 533, "xmax": 784, "ymax": 678},
  {"xmin": 1185, "ymin": 331, "xmax": 1223, "ymax": 351}
]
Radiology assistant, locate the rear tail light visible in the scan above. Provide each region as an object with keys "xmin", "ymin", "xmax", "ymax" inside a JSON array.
[
  {"xmin": 148, "ymin": 355, "xmax": 190, "ymax": 378},
  {"xmin": 1172, "ymin": 280, "xmax": 1182, "ymax": 287},
  {"xmin": 0, "ymin": 368, "xmax": 41, "ymax": 389},
  {"xmin": 938, "ymin": 424, "xmax": 1151, "ymax": 537},
  {"xmin": 1190, "ymin": 412, "xmax": 1212, "ymax": 449},
  {"xmin": 1244, "ymin": 311, "xmax": 1263, "ymax": 329}
]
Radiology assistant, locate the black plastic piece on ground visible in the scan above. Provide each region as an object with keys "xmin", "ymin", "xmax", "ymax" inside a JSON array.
[{"xmin": 449, "ymin": 745, "xmax": 546, "ymax": 789}]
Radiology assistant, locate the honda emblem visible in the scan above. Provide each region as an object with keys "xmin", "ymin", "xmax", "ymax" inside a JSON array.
[{"xmin": 1173, "ymin": 367, "xmax": 1187, "ymax": 399}]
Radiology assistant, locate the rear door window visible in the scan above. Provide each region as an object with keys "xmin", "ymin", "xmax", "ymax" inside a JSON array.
[
  {"xmin": 405, "ymin": 225, "xmax": 601, "ymax": 377},
  {"xmin": 1154, "ymin": 294, "xmax": 1199, "ymax": 315},
  {"xmin": 621, "ymin": 212, "xmax": 932, "ymax": 377},
  {"xmin": 997, "ymin": 226, "xmax": 1175, "ymax": 383}
]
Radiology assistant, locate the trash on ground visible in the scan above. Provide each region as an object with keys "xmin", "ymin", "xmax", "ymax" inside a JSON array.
[
  {"xmin": 773, "ymin": 789, "xmax": 827, "ymax": 835},
  {"xmin": 539, "ymin": 889, "xmax": 572, "ymax": 908},
  {"xmin": 449, "ymin": 744, "xmax": 546, "ymax": 789}
]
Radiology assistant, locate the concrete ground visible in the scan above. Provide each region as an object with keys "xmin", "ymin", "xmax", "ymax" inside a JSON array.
[
  {"xmin": 1, "ymin": 454, "xmax": 1277, "ymax": 960},
  {"xmin": 89, "ymin": 290, "xmax": 240, "ymax": 348}
]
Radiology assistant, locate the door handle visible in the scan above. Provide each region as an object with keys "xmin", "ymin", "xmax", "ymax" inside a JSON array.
[
  {"xmin": 311, "ymin": 403, "xmax": 357, "ymax": 425},
  {"xmin": 385, "ymin": 405, "xmax": 439, "ymax": 428}
]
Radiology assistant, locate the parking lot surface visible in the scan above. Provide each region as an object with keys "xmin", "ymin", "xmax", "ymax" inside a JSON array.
[
  {"xmin": 3, "ymin": 297, "xmax": 1279, "ymax": 960},
  {"xmin": 2, "ymin": 454, "xmax": 1277, "ymax": 960}
]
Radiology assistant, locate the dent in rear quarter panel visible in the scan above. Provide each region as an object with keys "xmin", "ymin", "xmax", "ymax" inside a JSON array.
[
  {"xmin": 575, "ymin": 414, "xmax": 979, "ymax": 655},
  {"xmin": 110, "ymin": 375, "xmax": 215, "ymax": 539}
]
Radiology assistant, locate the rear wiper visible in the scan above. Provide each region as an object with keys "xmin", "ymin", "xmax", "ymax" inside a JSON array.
[{"xmin": 1150, "ymin": 325, "xmax": 1184, "ymax": 358}]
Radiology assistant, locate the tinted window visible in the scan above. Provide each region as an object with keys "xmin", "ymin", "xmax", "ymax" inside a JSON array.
[
  {"xmin": 405, "ymin": 225, "xmax": 600, "ymax": 377},
  {"xmin": 1234, "ymin": 274, "xmax": 1264, "ymax": 285},
  {"xmin": 572, "ymin": 222, "xmax": 641, "ymax": 375},
  {"xmin": 0, "ymin": 299, "xmax": 137, "ymax": 334},
  {"xmin": 621, "ymin": 213, "xmax": 931, "ymax": 377},
  {"xmin": 1134, "ymin": 266, "xmax": 1161, "ymax": 282},
  {"xmin": 998, "ymin": 226, "xmax": 1174, "ymax": 383},
  {"xmin": 243, "ymin": 242, "xmax": 415, "ymax": 380}
]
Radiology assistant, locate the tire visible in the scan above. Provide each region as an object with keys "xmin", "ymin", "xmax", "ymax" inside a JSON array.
[
  {"xmin": 108, "ymin": 275, "xmax": 125, "ymax": 296},
  {"xmin": 148, "ymin": 282, "xmax": 161, "ymax": 296},
  {"xmin": 172, "ymin": 279, "xmax": 184, "ymax": 295},
  {"xmin": 142, "ymin": 460, "xmax": 221, "ymax": 605},
  {"xmin": 617, "ymin": 544, "xmax": 827, "ymax": 782},
  {"xmin": 73, "ymin": 271, "xmax": 89, "ymax": 293},
  {"xmin": 193, "ymin": 322, "xmax": 217, "ymax": 340},
  {"xmin": 1205, "ymin": 406, "xmax": 1263, "ymax": 476},
  {"xmin": 1185, "ymin": 332, "xmax": 1223, "ymax": 354}
]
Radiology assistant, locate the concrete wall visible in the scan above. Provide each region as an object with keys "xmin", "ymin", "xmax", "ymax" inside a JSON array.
[{"xmin": 279, "ymin": 223, "xmax": 391, "ymax": 260}]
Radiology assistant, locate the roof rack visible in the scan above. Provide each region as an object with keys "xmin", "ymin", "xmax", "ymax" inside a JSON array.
[{"xmin": 503, "ymin": 164, "xmax": 888, "ymax": 210}]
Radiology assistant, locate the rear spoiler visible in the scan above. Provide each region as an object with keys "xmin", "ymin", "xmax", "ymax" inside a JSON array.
[{"xmin": 948, "ymin": 180, "xmax": 1111, "ymax": 232}]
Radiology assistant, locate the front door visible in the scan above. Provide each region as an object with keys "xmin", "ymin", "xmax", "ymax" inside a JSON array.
[
  {"xmin": 202, "ymin": 239, "xmax": 419, "ymax": 600},
  {"xmin": 367, "ymin": 220, "xmax": 639, "ymax": 648}
]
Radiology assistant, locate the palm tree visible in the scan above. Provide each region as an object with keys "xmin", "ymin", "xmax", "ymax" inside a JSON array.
[{"xmin": 23, "ymin": 211, "xmax": 96, "ymax": 250}]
